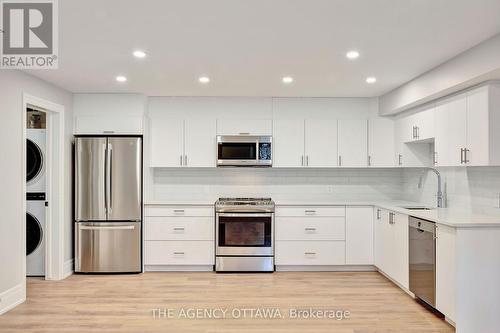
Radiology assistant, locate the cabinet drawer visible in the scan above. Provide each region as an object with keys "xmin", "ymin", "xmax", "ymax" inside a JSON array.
[
  {"xmin": 276, "ymin": 217, "xmax": 345, "ymax": 241},
  {"xmin": 276, "ymin": 206, "xmax": 345, "ymax": 217},
  {"xmin": 145, "ymin": 206, "xmax": 214, "ymax": 217},
  {"xmin": 145, "ymin": 217, "xmax": 214, "ymax": 241},
  {"xmin": 276, "ymin": 241, "xmax": 345, "ymax": 265},
  {"xmin": 145, "ymin": 241, "xmax": 214, "ymax": 265}
]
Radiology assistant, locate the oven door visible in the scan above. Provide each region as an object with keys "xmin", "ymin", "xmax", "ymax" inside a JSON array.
[{"xmin": 216, "ymin": 213, "xmax": 273, "ymax": 256}]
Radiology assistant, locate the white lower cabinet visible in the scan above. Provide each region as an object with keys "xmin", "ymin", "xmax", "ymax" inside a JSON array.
[
  {"xmin": 144, "ymin": 205, "xmax": 214, "ymax": 268},
  {"xmin": 276, "ymin": 241, "xmax": 345, "ymax": 265},
  {"xmin": 436, "ymin": 224, "xmax": 456, "ymax": 322},
  {"xmin": 374, "ymin": 208, "xmax": 409, "ymax": 289},
  {"xmin": 345, "ymin": 207, "xmax": 373, "ymax": 265},
  {"xmin": 145, "ymin": 241, "xmax": 214, "ymax": 265}
]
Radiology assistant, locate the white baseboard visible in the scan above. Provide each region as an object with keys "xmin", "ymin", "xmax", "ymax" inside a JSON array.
[
  {"xmin": 145, "ymin": 265, "xmax": 214, "ymax": 272},
  {"xmin": 0, "ymin": 283, "xmax": 25, "ymax": 315},
  {"xmin": 276, "ymin": 265, "xmax": 376, "ymax": 272},
  {"xmin": 62, "ymin": 259, "xmax": 74, "ymax": 279}
]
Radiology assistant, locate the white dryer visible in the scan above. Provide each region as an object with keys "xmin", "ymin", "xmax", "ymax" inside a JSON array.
[
  {"xmin": 27, "ymin": 129, "xmax": 46, "ymax": 193},
  {"xmin": 26, "ymin": 193, "xmax": 46, "ymax": 276}
]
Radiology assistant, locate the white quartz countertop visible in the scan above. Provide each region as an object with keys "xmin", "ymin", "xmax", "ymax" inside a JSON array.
[{"xmin": 145, "ymin": 199, "xmax": 500, "ymax": 228}]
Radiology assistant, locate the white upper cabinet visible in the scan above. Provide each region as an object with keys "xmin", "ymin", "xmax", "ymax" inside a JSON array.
[
  {"xmin": 216, "ymin": 118, "xmax": 272, "ymax": 136},
  {"xmin": 395, "ymin": 118, "xmax": 433, "ymax": 168},
  {"xmin": 273, "ymin": 119, "xmax": 305, "ymax": 167},
  {"xmin": 304, "ymin": 119, "xmax": 338, "ymax": 167},
  {"xmin": 434, "ymin": 85, "xmax": 500, "ymax": 167},
  {"xmin": 150, "ymin": 117, "xmax": 216, "ymax": 168},
  {"xmin": 73, "ymin": 94, "xmax": 145, "ymax": 134},
  {"xmin": 368, "ymin": 118, "xmax": 395, "ymax": 167},
  {"xmin": 338, "ymin": 119, "xmax": 368, "ymax": 167},
  {"xmin": 466, "ymin": 87, "xmax": 491, "ymax": 166},
  {"xmin": 184, "ymin": 119, "xmax": 217, "ymax": 167},
  {"xmin": 150, "ymin": 117, "xmax": 184, "ymax": 167}
]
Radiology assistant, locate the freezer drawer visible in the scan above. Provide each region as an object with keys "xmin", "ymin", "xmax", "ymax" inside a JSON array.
[{"xmin": 75, "ymin": 222, "xmax": 141, "ymax": 273}]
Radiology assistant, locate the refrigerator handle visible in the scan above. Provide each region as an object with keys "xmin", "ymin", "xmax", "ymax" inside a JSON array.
[
  {"xmin": 106, "ymin": 141, "xmax": 113, "ymax": 216},
  {"xmin": 103, "ymin": 141, "xmax": 108, "ymax": 217}
]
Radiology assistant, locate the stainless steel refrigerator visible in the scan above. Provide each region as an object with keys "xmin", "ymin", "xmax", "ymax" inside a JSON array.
[{"xmin": 74, "ymin": 136, "xmax": 142, "ymax": 273}]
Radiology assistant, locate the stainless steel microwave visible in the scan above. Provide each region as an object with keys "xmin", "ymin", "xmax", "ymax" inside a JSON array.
[{"xmin": 217, "ymin": 135, "xmax": 272, "ymax": 167}]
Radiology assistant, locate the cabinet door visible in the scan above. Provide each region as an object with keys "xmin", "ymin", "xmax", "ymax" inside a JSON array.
[
  {"xmin": 150, "ymin": 117, "xmax": 184, "ymax": 167},
  {"xmin": 413, "ymin": 108, "xmax": 435, "ymax": 141},
  {"xmin": 216, "ymin": 118, "xmax": 272, "ymax": 136},
  {"xmin": 184, "ymin": 118, "xmax": 216, "ymax": 167},
  {"xmin": 466, "ymin": 88, "xmax": 489, "ymax": 166},
  {"xmin": 346, "ymin": 207, "xmax": 373, "ymax": 265},
  {"xmin": 75, "ymin": 115, "xmax": 144, "ymax": 135},
  {"xmin": 338, "ymin": 119, "xmax": 368, "ymax": 167},
  {"xmin": 436, "ymin": 97, "xmax": 467, "ymax": 167},
  {"xmin": 368, "ymin": 118, "xmax": 395, "ymax": 167},
  {"xmin": 392, "ymin": 213, "xmax": 409, "ymax": 289},
  {"xmin": 273, "ymin": 119, "xmax": 305, "ymax": 167},
  {"xmin": 375, "ymin": 209, "xmax": 390, "ymax": 273},
  {"xmin": 436, "ymin": 224, "xmax": 456, "ymax": 322},
  {"xmin": 304, "ymin": 119, "xmax": 338, "ymax": 167}
]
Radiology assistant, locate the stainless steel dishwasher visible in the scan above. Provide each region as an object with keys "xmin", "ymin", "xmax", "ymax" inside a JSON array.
[{"xmin": 409, "ymin": 216, "xmax": 436, "ymax": 308}]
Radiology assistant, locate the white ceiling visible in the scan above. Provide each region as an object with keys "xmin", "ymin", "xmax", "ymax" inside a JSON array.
[{"xmin": 27, "ymin": 0, "xmax": 500, "ymax": 97}]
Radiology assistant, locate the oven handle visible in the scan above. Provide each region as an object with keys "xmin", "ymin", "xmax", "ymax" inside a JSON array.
[{"xmin": 217, "ymin": 213, "xmax": 274, "ymax": 217}]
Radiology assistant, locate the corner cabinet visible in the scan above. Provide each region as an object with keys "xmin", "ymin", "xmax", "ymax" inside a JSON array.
[
  {"xmin": 374, "ymin": 207, "xmax": 409, "ymax": 289},
  {"xmin": 150, "ymin": 117, "xmax": 216, "ymax": 167}
]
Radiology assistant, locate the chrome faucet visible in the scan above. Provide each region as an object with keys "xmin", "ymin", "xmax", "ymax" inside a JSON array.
[{"xmin": 418, "ymin": 167, "xmax": 444, "ymax": 208}]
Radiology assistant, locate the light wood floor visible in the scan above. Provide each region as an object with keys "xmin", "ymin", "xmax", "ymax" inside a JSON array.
[{"xmin": 0, "ymin": 272, "xmax": 454, "ymax": 333}]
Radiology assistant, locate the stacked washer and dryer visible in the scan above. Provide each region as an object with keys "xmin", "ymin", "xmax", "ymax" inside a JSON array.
[{"xmin": 26, "ymin": 109, "xmax": 47, "ymax": 276}]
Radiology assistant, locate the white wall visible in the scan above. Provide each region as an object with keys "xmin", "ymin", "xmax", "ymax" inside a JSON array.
[
  {"xmin": 0, "ymin": 70, "xmax": 73, "ymax": 313},
  {"xmin": 403, "ymin": 167, "xmax": 500, "ymax": 214},
  {"xmin": 379, "ymin": 33, "xmax": 500, "ymax": 115}
]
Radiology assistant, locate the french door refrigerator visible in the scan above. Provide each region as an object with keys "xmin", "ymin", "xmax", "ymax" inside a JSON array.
[{"xmin": 74, "ymin": 136, "xmax": 142, "ymax": 273}]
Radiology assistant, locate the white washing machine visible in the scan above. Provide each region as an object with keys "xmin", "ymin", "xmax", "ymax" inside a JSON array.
[
  {"xmin": 26, "ymin": 193, "xmax": 46, "ymax": 276},
  {"xmin": 27, "ymin": 129, "xmax": 46, "ymax": 193}
]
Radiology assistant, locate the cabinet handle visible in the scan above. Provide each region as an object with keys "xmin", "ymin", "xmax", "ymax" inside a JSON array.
[
  {"xmin": 304, "ymin": 227, "xmax": 317, "ymax": 231},
  {"xmin": 389, "ymin": 212, "xmax": 394, "ymax": 224},
  {"xmin": 239, "ymin": 132, "xmax": 250, "ymax": 135},
  {"xmin": 433, "ymin": 152, "xmax": 438, "ymax": 165},
  {"xmin": 416, "ymin": 126, "xmax": 420, "ymax": 139},
  {"xmin": 368, "ymin": 155, "xmax": 371, "ymax": 166},
  {"xmin": 173, "ymin": 227, "xmax": 185, "ymax": 231},
  {"xmin": 304, "ymin": 252, "xmax": 316, "ymax": 256},
  {"xmin": 460, "ymin": 148, "xmax": 464, "ymax": 164},
  {"xmin": 338, "ymin": 155, "xmax": 342, "ymax": 166},
  {"xmin": 306, "ymin": 155, "xmax": 309, "ymax": 166},
  {"xmin": 301, "ymin": 155, "xmax": 304, "ymax": 166},
  {"xmin": 173, "ymin": 251, "xmax": 185, "ymax": 255},
  {"xmin": 464, "ymin": 148, "xmax": 470, "ymax": 164},
  {"xmin": 376, "ymin": 209, "xmax": 381, "ymax": 220},
  {"xmin": 173, "ymin": 209, "xmax": 185, "ymax": 214},
  {"xmin": 184, "ymin": 155, "xmax": 188, "ymax": 166},
  {"xmin": 412, "ymin": 126, "xmax": 416, "ymax": 139},
  {"xmin": 103, "ymin": 130, "xmax": 115, "ymax": 134},
  {"xmin": 304, "ymin": 210, "xmax": 316, "ymax": 215},
  {"xmin": 180, "ymin": 155, "xmax": 183, "ymax": 166},
  {"xmin": 398, "ymin": 154, "xmax": 402, "ymax": 166}
]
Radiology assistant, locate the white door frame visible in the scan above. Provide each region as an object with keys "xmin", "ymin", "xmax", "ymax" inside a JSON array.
[{"xmin": 23, "ymin": 93, "xmax": 66, "ymax": 281}]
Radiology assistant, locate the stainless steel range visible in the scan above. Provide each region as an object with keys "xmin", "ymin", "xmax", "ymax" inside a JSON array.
[{"xmin": 215, "ymin": 198, "xmax": 275, "ymax": 272}]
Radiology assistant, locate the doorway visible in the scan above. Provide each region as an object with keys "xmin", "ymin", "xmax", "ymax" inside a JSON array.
[{"xmin": 22, "ymin": 94, "xmax": 66, "ymax": 281}]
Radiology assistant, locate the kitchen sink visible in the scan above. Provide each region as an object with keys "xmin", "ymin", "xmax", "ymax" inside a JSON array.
[{"xmin": 400, "ymin": 206, "xmax": 434, "ymax": 211}]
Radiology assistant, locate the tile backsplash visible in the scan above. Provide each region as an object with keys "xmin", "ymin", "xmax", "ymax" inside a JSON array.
[{"xmin": 149, "ymin": 168, "xmax": 404, "ymax": 203}]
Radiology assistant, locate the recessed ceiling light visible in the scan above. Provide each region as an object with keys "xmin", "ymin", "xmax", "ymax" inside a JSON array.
[
  {"xmin": 199, "ymin": 76, "xmax": 210, "ymax": 84},
  {"xmin": 115, "ymin": 75, "xmax": 127, "ymax": 82},
  {"xmin": 346, "ymin": 50, "xmax": 360, "ymax": 59},
  {"xmin": 133, "ymin": 50, "xmax": 146, "ymax": 58},
  {"xmin": 366, "ymin": 77, "xmax": 377, "ymax": 84},
  {"xmin": 282, "ymin": 76, "xmax": 294, "ymax": 84}
]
